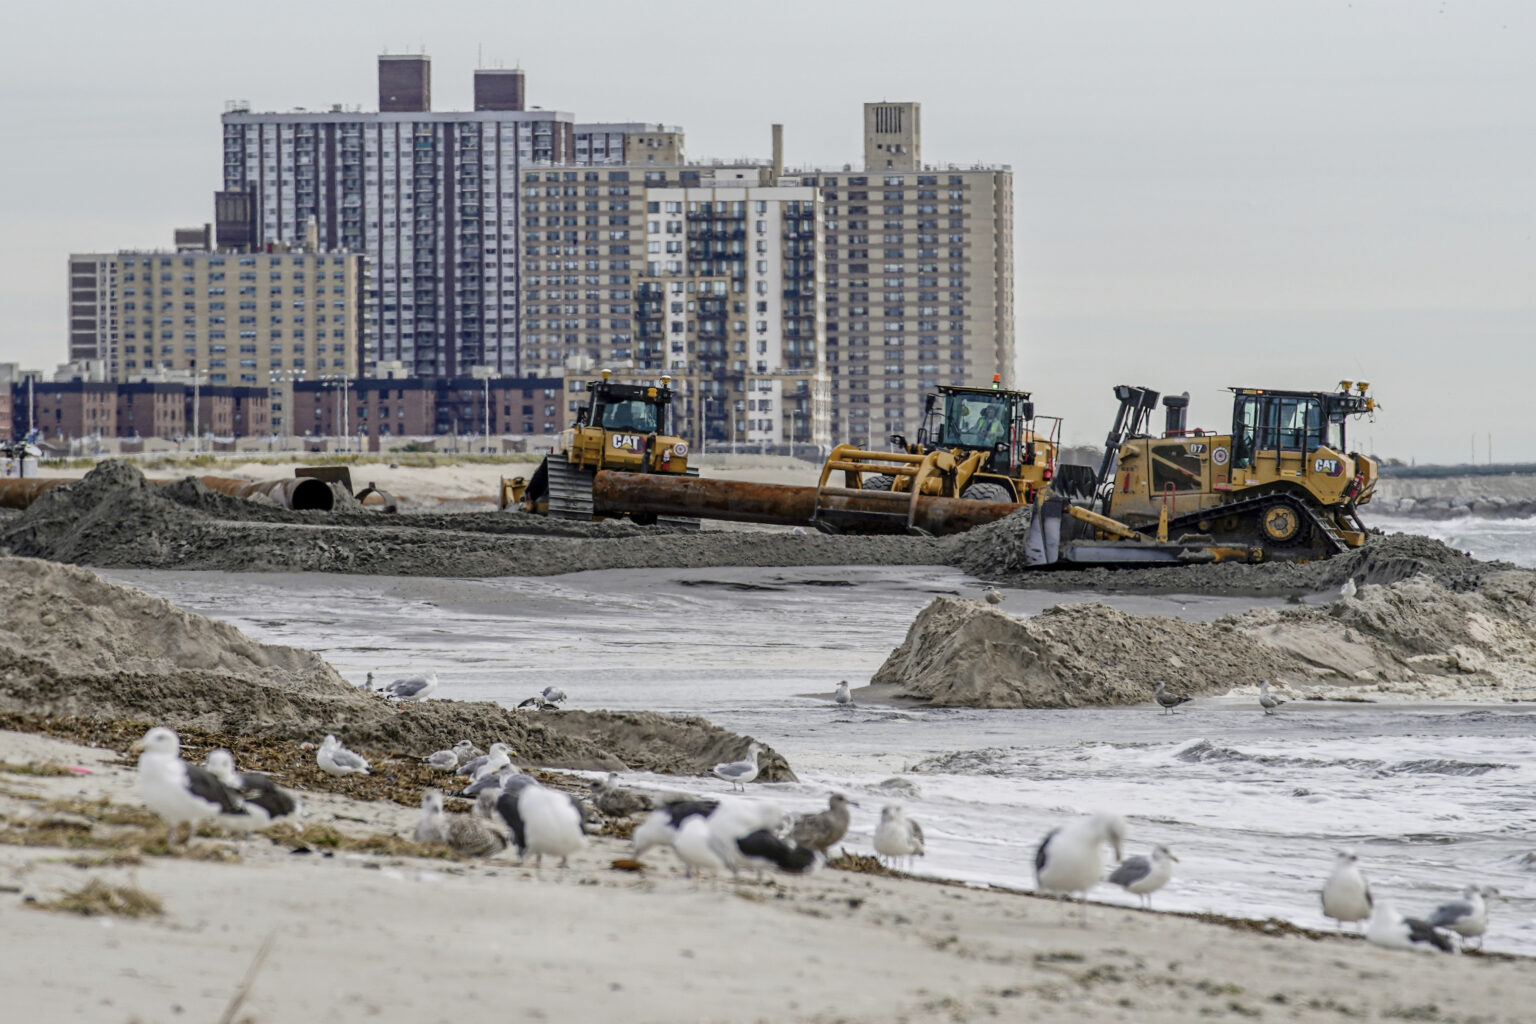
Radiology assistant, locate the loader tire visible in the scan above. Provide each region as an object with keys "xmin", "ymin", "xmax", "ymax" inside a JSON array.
[
  {"xmin": 961, "ymin": 482, "xmax": 1013, "ymax": 504},
  {"xmin": 861, "ymin": 474, "xmax": 896, "ymax": 491}
]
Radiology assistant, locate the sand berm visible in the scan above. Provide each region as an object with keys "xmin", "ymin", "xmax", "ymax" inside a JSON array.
[{"xmin": 0, "ymin": 555, "xmax": 793, "ymax": 780}]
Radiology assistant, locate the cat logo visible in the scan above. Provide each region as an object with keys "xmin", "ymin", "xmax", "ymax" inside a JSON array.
[
  {"xmin": 1188, "ymin": 443, "xmax": 1206, "ymax": 455},
  {"xmin": 1313, "ymin": 457, "xmax": 1344, "ymax": 477},
  {"xmin": 611, "ymin": 433, "xmax": 643, "ymax": 450}
]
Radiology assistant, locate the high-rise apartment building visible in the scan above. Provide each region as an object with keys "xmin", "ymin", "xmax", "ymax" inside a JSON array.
[
  {"xmin": 219, "ymin": 56, "xmax": 685, "ymax": 380},
  {"xmin": 68, "ymin": 256, "xmax": 117, "ymax": 369},
  {"xmin": 67, "ymin": 234, "xmax": 366, "ymax": 406},
  {"xmin": 795, "ymin": 102, "xmax": 1014, "ymax": 445},
  {"xmin": 518, "ymin": 164, "xmax": 828, "ymax": 447}
]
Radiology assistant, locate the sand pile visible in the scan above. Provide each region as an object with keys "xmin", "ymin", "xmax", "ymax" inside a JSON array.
[
  {"xmin": 0, "ymin": 461, "xmax": 943, "ymax": 577},
  {"xmin": 951, "ymin": 512, "xmax": 1508, "ymax": 595},
  {"xmin": 0, "ymin": 556, "xmax": 792, "ymax": 777},
  {"xmin": 871, "ymin": 569, "xmax": 1536, "ymax": 707}
]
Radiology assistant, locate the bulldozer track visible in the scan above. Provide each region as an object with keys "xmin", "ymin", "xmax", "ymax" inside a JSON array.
[{"xmin": 1158, "ymin": 489, "xmax": 1349, "ymax": 562}]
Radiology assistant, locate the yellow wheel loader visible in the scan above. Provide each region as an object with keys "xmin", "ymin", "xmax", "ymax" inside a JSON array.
[
  {"xmin": 510, "ymin": 370, "xmax": 697, "ymax": 525},
  {"xmin": 810, "ymin": 376, "xmax": 1090, "ymax": 534},
  {"xmin": 1022, "ymin": 382, "xmax": 1379, "ymax": 567}
]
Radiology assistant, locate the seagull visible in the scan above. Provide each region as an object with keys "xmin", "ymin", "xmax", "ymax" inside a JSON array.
[
  {"xmin": 633, "ymin": 800, "xmax": 721, "ymax": 857},
  {"xmin": 204, "ymin": 749, "xmax": 297, "ymax": 825},
  {"xmin": 358, "ymin": 671, "xmax": 376, "ymax": 691},
  {"xmin": 452, "ymin": 739, "xmax": 484, "ymax": 763},
  {"xmin": 1367, "ymin": 899, "xmax": 1456, "ymax": 953},
  {"xmin": 789, "ymin": 794, "xmax": 857, "ymax": 856},
  {"xmin": 461, "ymin": 764, "xmax": 522, "ymax": 798},
  {"xmin": 1427, "ymin": 885, "xmax": 1502, "ymax": 950},
  {"xmin": 317, "ymin": 734, "xmax": 370, "ymax": 777},
  {"xmin": 134, "ymin": 727, "xmax": 251, "ymax": 844},
  {"xmin": 1108, "ymin": 844, "xmax": 1178, "ymax": 909},
  {"xmin": 589, "ymin": 774, "xmax": 654, "ymax": 818},
  {"xmin": 734, "ymin": 830, "xmax": 820, "ymax": 880},
  {"xmin": 382, "ymin": 670, "xmax": 437, "ymax": 702},
  {"xmin": 1035, "ymin": 812, "xmax": 1128, "ymax": 924},
  {"xmin": 833, "ymin": 681, "xmax": 853, "ymax": 706},
  {"xmin": 1340, "ymin": 578, "xmax": 1358, "ymax": 600},
  {"xmin": 445, "ymin": 791, "xmax": 511, "ymax": 858},
  {"xmin": 1153, "ymin": 681, "xmax": 1193, "ymax": 714},
  {"xmin": 672, "ymin": 815, "xmax": 731, "ymax": 880},
  {"xmin": 712, "ymin": 742, "xmax": 763, "ymax": 791},
  {"xmin": 1258, "ymin": 679, "xmax": 1286, "ymax": 715},
  {"xmin": 982, "ymin": 587, "xmax": 1004, "ymax": 605},
  {"xmin": 494, "ymin": 777, "xmax": 586, "ymax": 869},
  {"xmin": 423, "ymin": 748, "xmax": 460, "ymax": 771},
  {"xmin": 873, "ymin": 804, "xmax": 925, "ymax": 870},
  {"xmin": 1321, "ymin": 849, "xmax": 1373, "ymax": 930},
  {"xmin": 456, "ymin": 742, "xmax": 513, "ymax": 779},
  {"xmin": 414, "ymin": 789, "xmax": 449, "ymax": 844},
  {"xmin": 517, "ymin": 686, "xmax": 568, "ymax": 710}
]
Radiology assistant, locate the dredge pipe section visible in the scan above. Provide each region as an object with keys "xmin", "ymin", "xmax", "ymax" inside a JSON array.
[
  {"xmin": 194, "ymin": 476, "xmax": 336, "ymax": 512},
  {"xmin": 592, "ymin": 470, "xmax": 1023, "ymax": 536},
  {"xmin": 0, "ymin": 474, "xmax": 334, "ymax": 511}
]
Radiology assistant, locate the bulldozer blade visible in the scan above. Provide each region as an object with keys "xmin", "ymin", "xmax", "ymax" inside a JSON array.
[{"xmin": 1024, "ymin": 498, "xmax": 1064, "ymax": 566}]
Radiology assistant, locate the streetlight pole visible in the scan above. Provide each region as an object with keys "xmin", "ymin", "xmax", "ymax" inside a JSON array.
[{"xmin": 483, "ymin": 374, "xmax": 491, "ymax": 455}]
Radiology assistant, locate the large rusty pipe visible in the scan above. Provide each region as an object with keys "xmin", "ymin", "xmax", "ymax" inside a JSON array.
[
  {"xmin": 0, "ymin": 478, "xmax": 71, "ymax": 509},
  {"xmin": 195, "ymin": 476, "xmax": 335, "ymax": 512},
  {"xmin": 0, "ymin": 474, "xmax": 334, "ymax": 512},
  {"xmin": 592, "ymin": 471, "xmax": 1023, "ymax": 536}
]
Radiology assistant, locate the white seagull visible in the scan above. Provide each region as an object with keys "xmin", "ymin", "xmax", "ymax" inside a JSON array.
[
  {"xmin": 455, "ymin": 742, "xmax": 513, "ymax": 779},
  {"xmin": 633, "ymin": 799, "xmax": 722, "ymax": 857},
  {"xmin": 1258, "ymin": 680, "xmax": 1285, "ymax": 715},
  {"xmin": 1035, "ymin": 812, "xmax": 1128, "ymax": 924},
  {"xmin": 712, "ymin": 742, "xmax": 763, "ymax": 792},
  {"xmin": 1108, "ymin": 844, "xmax": 1178, "ymax": 909},
  {"xmin": 1427, "ymin": 885, "xmax": 1503, "ymax": 950},
  {"xmin": 1321, "ymin": 850, "xmax": 1373, "ymax": 930},
  {"xmin": 382, "ymin": 670, "xmax": 438, "ymax": 702},
  {"xmin": 873, "ymin": 804, "xmax": 925, "ymax": 870},
  {"xmin": 414, "ymin": 788, "xmax": 449, "ymax": 844},
  {"xmin": 494, "ymin": 778, "xmax": 586, "ymax": 869},
  {"xmin": 833, "ymin": 681, "xmax": 853, "ymax": 706},
  {"xmin": 317, "ymin": 734, "xmax": 371, "ymax": 777},
  {"xmin": 423, "ymin": 748, "xmax": 460, "ymax": 771},
  {"xmin": 1339, "ymin": 578, "xmax": 1358, "ymax": 600},
  {"xmin": 134, "ymin": 727, "xmax": 251, "ymax": 844},
  {"xmin": 1367, "ymin": 899, "xmax": 1456, "ymax": 953},
  {"xmin": 205, "ymin": 749, "xmax": 298, "ymax": 827}
]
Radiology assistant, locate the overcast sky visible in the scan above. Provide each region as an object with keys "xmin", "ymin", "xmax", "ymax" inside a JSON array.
[{"xmin": 2, "ymin": 0, "xmax": 1531, "ymax": 462}]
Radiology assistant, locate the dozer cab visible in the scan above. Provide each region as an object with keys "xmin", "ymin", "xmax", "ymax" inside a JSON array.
[
  {"xmin": 509, "ymin": 369, "xmax": 697, "ymax": 524},
  {"xmin": 1022, "ymin": 381, "xmax": 1379, "ymax": 567},
  {"xmin": 810, "ymin": 376, "xmax": 1081, "ymax": 534}
]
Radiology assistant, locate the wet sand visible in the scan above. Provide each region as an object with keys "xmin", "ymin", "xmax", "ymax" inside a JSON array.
[{"xmin": 3, "ymin": 730, "xmax": 1530, "ymax": 1024}]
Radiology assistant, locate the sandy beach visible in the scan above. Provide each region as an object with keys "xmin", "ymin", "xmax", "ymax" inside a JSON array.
[{"xmin": 3, "ymin": 729, "xmax": 1531, "ymax": 1024}]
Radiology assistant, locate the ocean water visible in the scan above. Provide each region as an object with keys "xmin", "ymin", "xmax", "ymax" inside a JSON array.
[
  {"xmin": 98, "ymin": 562, "xmax": 1536, "ymax": 955},
  {"xmin": 1371, "ymin": 514, "xmax": 1536, "ymax": 568}
]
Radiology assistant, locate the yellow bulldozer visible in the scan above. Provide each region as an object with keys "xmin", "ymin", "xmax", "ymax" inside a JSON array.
[
  {"xmin": 506, "ymin": 370, "xmax": 697, "ymax": 524},
  {"xmin": 810, "ymin": 376, "xmax": 1084, "ymax": 534},
  {"xmin": 1023, "ymin": 382, "xmax": 1379, "ymax": 566}
]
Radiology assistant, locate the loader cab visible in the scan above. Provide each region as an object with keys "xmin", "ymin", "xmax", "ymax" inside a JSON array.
[{"xmin": 928, "ymin": 384, "xmax": 1036, "ymax": 473}]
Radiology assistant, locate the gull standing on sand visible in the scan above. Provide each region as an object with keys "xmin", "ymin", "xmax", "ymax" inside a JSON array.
[
  {"xmin": 456, "ymin": 742, "xmax": 512, "ymax": 779},
  {"xmin": 1258, "ymin": 680, "xmax": 1285, "ymax": 715},
  {"xmin": 134, "ymin": 727, "xmax": 251, "ymax": 844},
  {"xmin": 1339, "ymin": 578, "xmax": 1358, "ymax": 600},
  {"xmin": 1321, "ymin": 850, "xmax": 1373, "ymax": 930},
  {"xmin": 982, "ymin": 587, "xmax": 1004, "ymax": 605},
  {"xmin": 1153, "ymin": 681, "xmax": 1193, "ymax": 714},
  {"xmin": 833, "ymin": 681, "xmax": 853, "ymax": 706},
  {"xmin": 446, "ymin": 791, "xmax": 511, "ymax": 858},
  {"xmin": 589, "ymin": 774, "xmax": 653, "ymax": 818},
  {"xmin": 383, "ymin": 670, "xmax": 438, "ymax": 702},
  {"xmin": 712, "ymin": 742, "xmax": 763, "ymax": 791},
  {"xmin": 1035, "ymin": 812, "xmax": 1128, "ymax": 923},
  {"xmin": 317, "ymin": 734, "xmax": 370, "ymax": 777},
  {"xmin": 1108, "ymin": 844, "xmax": 1178, "ymax": 909},
  {"xmin": 632, "ymin": 800, "xmax": 721, "ymax": 857},
  {"xmin": 1427, "ymin": 885, "xmax": 1503, "ymax": 950},
  {"xmin": 873, "ymin": 804, "xmax": 925, "ymax": 869},
  {"xmin": 423, "ymin": 748, "xmax": 460, "ymax": 771},
  {"xmin": 734, "ymin": 830, "xmax": 820, "ymax": 880},
  {"xmin": 495, "ymin": 777, "xmax": 586, "ymax": 869},
  {"xmin": 790, "ymin": 794, "xmax": 857, "ymax": 856},
  {"xmin": 414, "ymin": 789, "xmax": 449, "ymax": 844},
  {"xmin": 205, "ymin": 749, "xmax": 297, "ymax": 825},
  {"xmin": 1367, "ymin": 900, "xmax": 1455, "ymax": 953}
]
